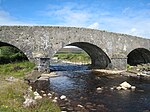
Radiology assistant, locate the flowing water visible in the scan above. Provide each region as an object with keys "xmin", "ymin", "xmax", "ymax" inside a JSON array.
[{"xmin": 46, "ymin": 64, "xmax": 150, "ymax": 111}]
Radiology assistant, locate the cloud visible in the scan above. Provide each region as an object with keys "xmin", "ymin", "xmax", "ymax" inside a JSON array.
[
  {"xmin": 41, "ymin": 3, "xmax": 150, "ymax": 38},
  {"xmin": 43, "ymin": 3, "xmax": 91, "ymax": 27},
  {"xmin": 88, "ymin": 22, "xmax": 100, "ymax": 29}
]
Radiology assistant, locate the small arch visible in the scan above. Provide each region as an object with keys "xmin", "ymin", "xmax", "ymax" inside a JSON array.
[
  {"xmin": 55, "ymin": 42, "xmax": 111, "ymax": 69},
  {"xmin": 0, "ymin": 41, "xmax": 29, "ymax": 64},
  {"xmin": 127, "ymin": 48, "xmax": 150, "ymax": 66}
]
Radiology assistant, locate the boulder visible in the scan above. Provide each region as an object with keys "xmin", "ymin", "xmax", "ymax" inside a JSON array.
[
  {"xmin": 116, "ymin": 86, "xmax": 122, "ymax": 90},
  {"xmin": 23, "ymin": 97, "xmax": 36, "ymax": 107},
  {"xmin": 120, "ymin": 81, "xmax": 131, "ymax": 89},
  {"xmin": 60, "ymin": 95, "xmax": 66, "ymax": 100},
  {"xmin": 96, "ymin": 87, "xmax": 103, "ymax": 91},
  {"xmin": 34, "ymin": 95, "xmax": 42, "ymax": 100}
]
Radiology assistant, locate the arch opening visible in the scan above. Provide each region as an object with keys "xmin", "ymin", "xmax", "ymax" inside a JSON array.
[
  {"xmin": 127, "ymin": 48, "xmax": 150, "ymax": 66},
  {"xmin": 0, "ymin": 41, "xmax": 28, "ymax": 64},
  {"xmin": 51, "ymin": 42, "xmax": 111, "ymax": 71}
]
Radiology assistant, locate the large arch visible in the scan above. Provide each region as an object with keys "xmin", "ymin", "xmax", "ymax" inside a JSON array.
[
  {"xmin": 65, "ymin": 42, "xmax": 112, "ymax": 69},
  {"xmin": 127, "ymin": 48, "xmax": 150, "ymax": 66}
]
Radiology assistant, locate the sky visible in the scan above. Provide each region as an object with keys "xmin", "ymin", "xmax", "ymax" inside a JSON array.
[{"xmin": 0, "ymin": 0, "xmax": 150, "ymax": 38}]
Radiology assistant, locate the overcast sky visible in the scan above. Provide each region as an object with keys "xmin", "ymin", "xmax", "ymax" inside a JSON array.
[{"xmin": 0, "ymin": 0, "xmax": 150, "ymax": 38}]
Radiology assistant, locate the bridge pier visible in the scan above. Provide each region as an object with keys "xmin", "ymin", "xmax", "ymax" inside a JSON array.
[
  {"xmin": 111, "ymin": 54, "xmax": 127, "ymax": 70},
  {"xmin": 35, "ymin": 57, "xmax": 50, "ymax": 72}
]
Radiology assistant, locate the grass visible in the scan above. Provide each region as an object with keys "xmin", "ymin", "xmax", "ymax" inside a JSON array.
[
  {"xmin": 0, "ymin": 61, "xmax": 35, "ymax": 77},
  {"xmin": 54, "ymin": 52, "xmax": 91, "ymax": 63},
  {"xmin": 0, "ymin": 61, "xmax": 60, "ymax": 112}
]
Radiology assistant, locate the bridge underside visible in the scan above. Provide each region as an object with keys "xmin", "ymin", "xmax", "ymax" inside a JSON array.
[
  {"xmin": 127, "ymin": 48, "xmax": 150, "ymax": 66},
  {"xmin": 0, "ymin": 41, "xmax": 13, "ymax": 47},
  {"xmin": 68, "ymin": 42, "xmax": 111, "ymax": 69}
]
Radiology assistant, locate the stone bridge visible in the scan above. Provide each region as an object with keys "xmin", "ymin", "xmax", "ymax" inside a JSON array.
[{"xmin": 0, "ymin": 26, "xmax": 150, "ymax": 71}]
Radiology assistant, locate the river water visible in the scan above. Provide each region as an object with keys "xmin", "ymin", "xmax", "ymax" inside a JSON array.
[{"xmin": 48, "ymin": 64, "xmax": 150, "ymax": 112}]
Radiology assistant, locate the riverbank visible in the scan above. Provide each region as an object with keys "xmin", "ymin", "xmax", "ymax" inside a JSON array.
[{"xmin": 0, "ymin": 61, "xmax": 60, "ymax": 112}]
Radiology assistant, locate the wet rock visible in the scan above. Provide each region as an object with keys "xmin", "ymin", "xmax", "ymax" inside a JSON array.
[
  {"xmin": 77, "ymin": 104, "xmax": 83, "ymax": 108},
  {"xmin": 60, "ymin": 95, "xmax": 66, "ymax": 100},
  {"xmin": 115, "ymin": 81, "xmax": 136, "ymax": 91},
  {"xmin": 43, "ymin": 94, "xmax": 47, "ymax": 97},
  {"xmin": 41, "ymin": 90, "xmax": 45, "ymax": 93},
  {"xmin": 47, "ymin": 93, "xmax": 52, "ymax": 96},
  {"xmin": 74, "ymin": 106, "xmax": 81, "ymax": 111},
  {"xmin": 67, "ymin": 107, "xmax": 74, "ymax": 111},
  {"xmin": 110, "ymin": 87, "xmax": 114, "ymax": 90},
  {"xmin": 34, "ymin": 95, "xmax": 42, "ymax": 100},
  {"xmin": 54, "ymin": 97, "xmax": 58, "ymax": 100},
  {"xmin": 131, "ymin": 86, "xmax": 136, "ymax": 90},
  {"xmin": 28, "ymin": 86, "xmax": 32, "ymax": 92},
  {"xmin": 97, "ymin": 87, "xmax": 103, "ymax": 91},
  {"xmin": 120, "ymin": 81, "xmax": 131, "ymax": 89},
  {"xmin": 91, "ymin": 108, "xmax": 97, "ymax": 111},
  {"xmin": 116, "ymin": 86, "xmax": 122, "ymax": 90},
  {"xmin": 33, "ymin": 91, "xmax": 40, "ymax": 96},
  {"xmin": 86, "ymin": 104, "xmax": 93, "ymax": 108},
  {"xmin": 52, "ymin": 99, "xmax": 57, "ymax": 103},
  {"xmin": 121, "ymin": 86, "xmax": 128, "ymax": 90}
]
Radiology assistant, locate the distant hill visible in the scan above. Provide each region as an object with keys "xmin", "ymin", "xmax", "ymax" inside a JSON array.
[{"xmin": 58, "ymin": 48, "xmax": 84, "ymax": 53}]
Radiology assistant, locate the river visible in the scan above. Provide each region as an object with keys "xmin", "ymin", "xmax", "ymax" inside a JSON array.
[{"xmin": 44, "ymin": 64, "xmax": 150, "ymax": 111}]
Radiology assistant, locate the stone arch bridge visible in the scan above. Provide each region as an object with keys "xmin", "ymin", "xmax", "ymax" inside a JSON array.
[{"xmin": 0, "ymin": 26, "xmax": 150, "ymax": 71}]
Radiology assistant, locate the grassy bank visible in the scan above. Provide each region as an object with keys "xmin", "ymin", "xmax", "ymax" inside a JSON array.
[
  {"xmin": 54, "ymin": 52, "xmax": 91, "ymax": 64},
  {"xmin": 0, "ymin": 61, "xmax": 60, "ymax": 112}
]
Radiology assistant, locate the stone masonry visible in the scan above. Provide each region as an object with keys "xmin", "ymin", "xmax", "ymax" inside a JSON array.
[{"xmin": 0, "ymin": 26, "xmax": 150, "ymax": 71}]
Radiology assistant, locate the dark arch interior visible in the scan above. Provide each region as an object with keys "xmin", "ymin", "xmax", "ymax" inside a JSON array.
[
  {"xmin": 0, "ymin": 41, "xmax": 28, "ymax": 64},
  {"xmin": 127, "ymin": 48, "xmax": 150, "ymax": 66},
  {"xmin": 68, "ymin": 42, "xmax": 111, "ymax": 69}
]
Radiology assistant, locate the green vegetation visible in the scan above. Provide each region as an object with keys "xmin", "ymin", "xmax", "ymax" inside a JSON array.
[
  {"xmin": 54, "ymin": 52, "xmax": 91, "ymax": 63},
  {"xmin": 0, "ymin": 61, "xmax": 60, "ymax": 112},
  {"xmin": 0, "ymin": 46, "xmax": 60, "ymax": 112},
  {"xmin": 0, "ymin": 46, "xmax": 28, "ymax": 64},
  {"xmin": 0, "ymin": 61, "xmax": 35, "ymax": 78},
  {"xmin": 127, "ymin": 64, "xmax": 133, "ymax": 70}
]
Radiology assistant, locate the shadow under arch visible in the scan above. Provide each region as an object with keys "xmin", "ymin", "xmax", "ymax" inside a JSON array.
[
  {"xmin": 127, "ymin": 48, "xmax": 150, "ymax": 66},
  {"xmin": 67, "ymin": 42, "xmax": 111, "ymax": 69},
  {"xmin": 0, "ymin": 41, "xmax": 29, "ymax": 63}
]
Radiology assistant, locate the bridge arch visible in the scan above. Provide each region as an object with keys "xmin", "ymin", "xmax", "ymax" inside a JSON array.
[
  {"xmin": 54, "ymin": 42, "xmax": 111, "ymax": 69},
  {"xmin": 127, "ymin": 48, "xmax": 150, "ymax": 66},
  {"xmin": 0, "ymin": 41, "xmax": 30, "ymax": 61}
]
